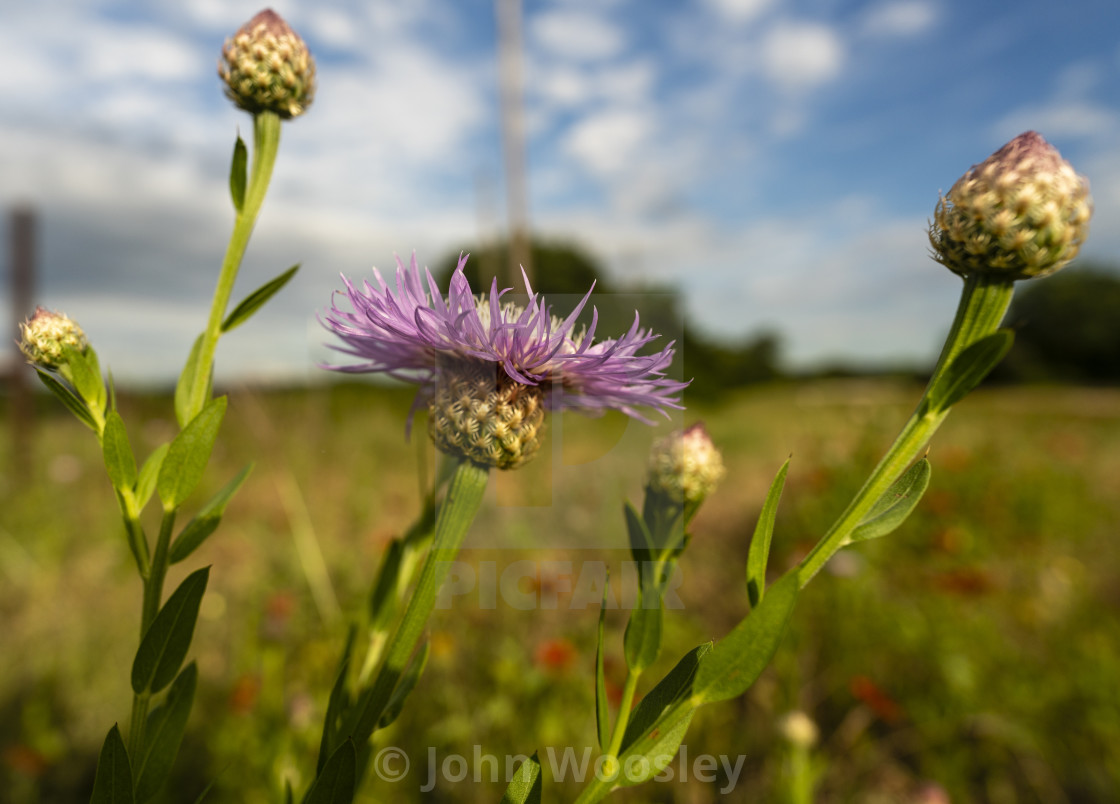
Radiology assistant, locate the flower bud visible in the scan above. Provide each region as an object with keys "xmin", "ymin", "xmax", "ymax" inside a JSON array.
[
  {"xmin": 219, "ymin": 9, "xmax": 316, "ymax": 119},
  {"xmin": 646, "ymin": 423, "xmax": 725, "ymax": 507},
  {"xmin": 428, "ymin": 360, "xmax": 546, "ymax": 470},
  {"xmin": 18, "ymin": 307, "xmax": 88, "ymax": 369},
  {"xmin": 929, "ymin": 131, "xmax": 1092, "ymax": 280}
]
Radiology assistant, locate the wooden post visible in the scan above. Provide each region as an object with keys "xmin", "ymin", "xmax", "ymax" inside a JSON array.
[{"xmin": 9, "ymin": 206, "xmax": 36, "ymax": 473}]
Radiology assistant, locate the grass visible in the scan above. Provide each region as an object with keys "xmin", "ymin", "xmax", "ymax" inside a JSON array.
[{"xmin": 1, "ymin": 379, "xmax": 1118, "ymax": 802}]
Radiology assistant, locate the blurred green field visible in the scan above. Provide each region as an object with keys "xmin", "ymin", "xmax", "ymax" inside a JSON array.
[{"xmin": 2, "ymin": 380, "xmax": 1119, "ymax": 803}]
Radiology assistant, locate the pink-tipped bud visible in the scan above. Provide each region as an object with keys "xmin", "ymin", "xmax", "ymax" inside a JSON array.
[
  {"xmin": 646, "ymin": 423, "xmax": 726, "ymax": 507},
  {"xmin": 218, "ymin": 9, "xmax": 316, "ymax": 119},
  {"xmin": 929, "ymin": 131, "xmax": 1092, "ymax": 281},
  {"xmin": 18, "ymin": 307, "xmax": 88, "ymax": 369}
]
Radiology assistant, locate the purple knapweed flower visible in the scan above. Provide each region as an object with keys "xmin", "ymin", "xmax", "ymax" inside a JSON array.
[{"xmin": 322, "ymin": 253, "xmax": 687, "ymax": 469}]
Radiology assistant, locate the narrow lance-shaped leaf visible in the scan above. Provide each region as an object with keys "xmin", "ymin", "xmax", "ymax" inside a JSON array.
[
  {"xmin": 102, "ymin": 410, "xmax": 138, "ymax": 492},
  {"xmin": 174, "ymin": 334, "xmax": 206, "ymax": 429},
  {"xmin": 158, "ymin": 396, "xmax": 228, "ymax": 510},
  {"xmin": 135, "ymin": 443, "xmax": 170, "ymax": 511},
  {"xmin": 221, "ymin": 264, "xmax": 300, "ymax": 333},
  {"xmin": 304, "ymin": 740, "xmax": 356, "ymax": 804},
  {"xmin": 746, "ymin": 456, "xmax": 790, "ymax": 608},
  {"xmin": 616, "ymin": 707, "xmax": 696, "ymax": 788},
  {"xmin": 317, "ymin": 627, "xmax": 356, "ymax": 775},
  {"xmin": 621, "ymin": 642, "xmax": 711, "ymax": 751},
  {"xmin": 848, "ymin": 458, "xmax": 932, "ymax": 544},
  {"xmin": 500, "ymin": 752, "xmax": 542, "ymax": 804},
  {"xmin": 692, "ymin": 569, "xmax": 799, "ymax": 705},
  {"xmin": 131, "ymin": 567, "xmax": 210, "ymax": 694},
  {"xmin": 624, "ymin": 502, "xmax": 654, "ymax": 567},
  {"xmin": 89, "ymin": 724, "xmax": 133, "ymax": 804},
  {"xmin": 927, "ymin": 329, "xmax": 1014, "ymax": 413},
  {"xmin": 65, "ymin": 344, "xmax": 106, "ymax": 414},
  {"xmin": 36, "ymin": 368, "xmax": 98, "ymax": 431},
  {"xmin": 229, "ymin": 135, "xmax": 247, "ymax": 213},
  {"xmin": 134, "ymin": 663, "xmax": 198, "ymax": 803},
  {"xmin": 594, "ymin": 575, "xmax": 610, "ymax": 750},
  {"xmin": 378, "ymin": 640, "xmax": 430, "ymax": 729},
  {"xmin": 169, "ymin": 464, "xmax": 253, "ymax": 564},
  {"xmin": 623, "ymin": 593, "xmax": 662, "ymax": 674}
]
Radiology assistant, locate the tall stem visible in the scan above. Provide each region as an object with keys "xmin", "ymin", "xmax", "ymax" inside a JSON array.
[
  {"xmin": 797, "ymin": 275, "xmax": 1014, "ymax": 585},
  {"xmin": 345, "ymin": 459, "xmax": 489, "ymax": 746},
  {"xmin": 185, "ymin": 111, "xmax": 282, "ymax": 422}
]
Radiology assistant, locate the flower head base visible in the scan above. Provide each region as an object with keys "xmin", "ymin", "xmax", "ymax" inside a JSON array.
[
  {"xmin": 429, "ymin": 359, "xmax": 545, "ymax": 469},
  {"xmin": 18, "ymin": 307, "xmax": 88, "ymax": 370},
  {"xmin": 929, "ymin": 131, "xmax": 1092, "ymax": 281},
  {"xmin": 321, "ymin": 254, "xmax": 687, "ymax": 469},
  {"xmin": 219, "ymin": 9, "xmax": 315, "ymax": 119},
  {"xmin": 646, "ymin": 423, "xmax": 725, "ymax": 507}
]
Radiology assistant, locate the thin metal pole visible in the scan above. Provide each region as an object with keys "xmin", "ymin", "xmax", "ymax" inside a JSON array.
[{"xmin": 495, "ymin": 0, "xmax": 532, "ymax": 287}]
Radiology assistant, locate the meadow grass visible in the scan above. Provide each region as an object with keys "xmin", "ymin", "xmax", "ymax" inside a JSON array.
[{"xmin": 2, "ymin": 379, "xmax": 1118, "ymax": 802}]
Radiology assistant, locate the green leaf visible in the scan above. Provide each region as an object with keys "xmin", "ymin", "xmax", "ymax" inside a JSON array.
[
  {"xmin": 849, "ymin": 458, "xmax": 932, "ymax": 544},
  {"xmin": 35, "ymin": 367, "xmax": 98, "ymax": 431},
  {"xmin": 623, "ymin": 595, "xmax": 662, "ymax": 673},
  {"xmin": 174, "ymin": 335, "xmax": 208, "ymax": 429},
  {"xmin": 136, "ymin": 444, "xmax": 170, "ymax": 510},
  {"xmin": 229, "ymin": 135, "xmax": 247, "ymax": 212},
  {"xmin": 65, "ymin": 344, "xmax": 106, "ymax": 413},
  {"xmin": 692, "ymin": 570, "xmax": 798, "ymax": 704},
  {"xmin": 134, "ymin": 663, "xmax": 197, "ymax": 803},
  {"xmin": 624, "ymin": 502, "xmax": 654, "ymax": 566},
  {"xmin": 285, "ymin": 781, "xmax": 294, "ymax": 804},
  {"xmin": 622, "ymin": 643, "xmax": 712, "ymax": 751},
  {"xmin": 90, "ymin": 724, "xmax": 133, "ymax": 804},
  {"xmin": 367, "ymin": 538, "xmax": 404, "ymax": 626},
  {"xmin": 617, "ymin": 708, "xmax": 696, "ymax": 787},
  {"xmin": 221, "ymin": 264, "xmax": 300, "ymax": 333},
  {"xmin": 928, "ymin": 329, "xmax": 1014, "ymax": 413},
  {"xmin": 304, "ymin": 740, "xmax": 356, "ymax": 804},
  {"xmin": 594, "ymin": 577, "xmax": 610, "ymax": 750},
  {"xmin": 169, "ymin": 464, "xmax": 253, "ymax": 564},
  {"xmin": 102, "ymin": 411, "xmax": 138, "ymax": 492},
  {"xmin": 158, "ymin": 397, "xmax": 227, "ymax": 510},
  {"xmin": 379, "ymin": 641, "xmax": 430, "ymax": 729},
  {"xmin": 746, "ymin": 456, "xmax": 790, "ymax": 608},
  {"xmin": 131, "ymin": 567, "xmax": 210, "ymax": 694},
  {"xmin": 500, "ymin": 752, "xmax": 542, "ymax": 804},
  {"xmin": 317, "ymin": 627, "xmax": 356, "ymax": 775}
]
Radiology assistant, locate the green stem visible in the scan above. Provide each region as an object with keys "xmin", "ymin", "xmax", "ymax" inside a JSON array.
[
  {"xmin": 604, "ymin": 669, "xmax": 641, "ymax": 759},
  {"xmin": 185, "ymin": 111, "xmax": 282, "ymax": 422},
  {"xmin": 127, "ymin": 508, "xmax": 176, "ymax": 759},
  {"xmin": 345, "ymin": 459, "xmax": 489, "ymax": 746},
  {"xmin": 797, "ymin": 275, "xmax": 1014, "ymax": 586}
]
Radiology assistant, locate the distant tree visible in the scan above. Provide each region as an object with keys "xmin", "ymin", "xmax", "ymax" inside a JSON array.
[
  {"xmin": 435, "ymin": 238, "xmax": 783, "ymax": 396},
  {"xmin": 999, "ymin": 263, "xmax": 1120, "ymax": 383}
]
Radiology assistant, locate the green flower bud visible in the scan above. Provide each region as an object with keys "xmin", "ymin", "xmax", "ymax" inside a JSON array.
[
  {"xmin": 18, "ymin": 306, "xmax": 88, "ymax": 369},
  {"xmin": 646, "ymin": 422, "xmax": 725, "ymax": 507},
  {"xmin": 218, "ymin": 9, "xmax": 316, "ymax": 119},
  {"xmin": 929, "ymin": 131, "xmax": 1092, "ymax": 280},
  {"xmin": 428, "ymin": 360, "xmax": 546, "ymax": 470}
]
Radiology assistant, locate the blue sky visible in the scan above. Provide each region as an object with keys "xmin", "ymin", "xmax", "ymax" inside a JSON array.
[{"xmin": 2, "ymin": 0, "xmax": 1118, "ymax": 385}]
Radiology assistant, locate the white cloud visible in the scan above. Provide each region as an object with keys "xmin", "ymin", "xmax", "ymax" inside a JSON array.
[
  {"xmin": 703, "ymin": 0, "xmax": 775, "ymax": 25},
  {"xmin": 563, "ymin": 109, "xmax": 653, "ymax": 177},
  {"xmin": 761, "ymin": 22, "xmax": 845, "ymax": 91},
  {"xmin": 531, "ymin": 10, "xmax": 625, "ymax": 61},
  {"xmin": 861, "ymin": 1, "xmax": 938, "ymax": 38},
  {"xmin": 82, "ymin": 24, "xmax": 203, "ymax": 81}
]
